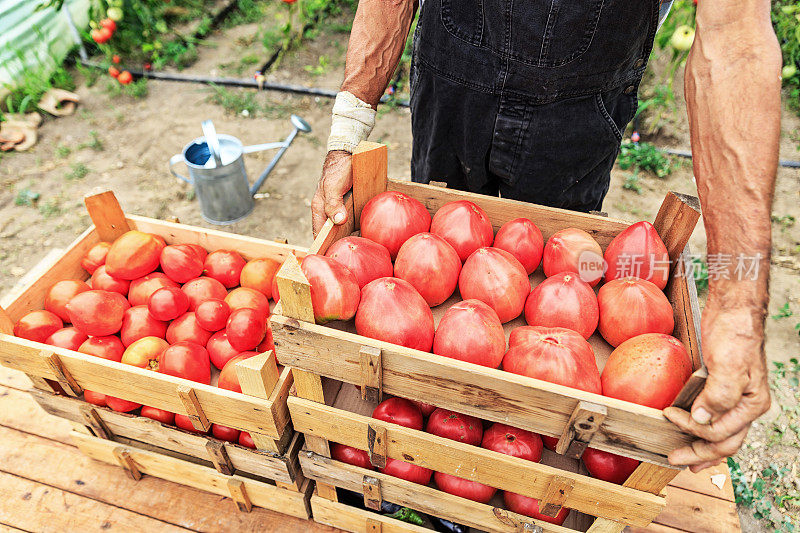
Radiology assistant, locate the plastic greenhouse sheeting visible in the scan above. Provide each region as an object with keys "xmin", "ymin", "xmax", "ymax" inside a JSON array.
[{"xmin": 0, "ymin": 0, "xmax": 91, "ymax": 88}]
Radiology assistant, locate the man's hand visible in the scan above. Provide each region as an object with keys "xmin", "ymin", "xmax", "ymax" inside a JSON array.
[
  {"xmin": 664, "ymin": 301, "xmax": 771, "ymax": 473},
  {"xmin": 312, "ymin": 151, "xmax": 353, "ymax": 237}
]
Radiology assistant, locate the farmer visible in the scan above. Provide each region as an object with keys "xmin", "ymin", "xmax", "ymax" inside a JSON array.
[{"xmin": 311, "ymin": 0, "xmax": 780, "ymax": 471}]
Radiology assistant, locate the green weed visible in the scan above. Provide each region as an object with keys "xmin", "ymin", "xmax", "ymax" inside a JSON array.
[
  {"xmin": 303, "ymin": 55, "xmax": 329, "ymax": 76},
  {"xmin": 78, "ymin": 131, "xmax": 104, "ymax": 152},
  {"xmin": 622, "ymin": 173, "xmax": 642, "ymax": 194},
  {"xmin": 65, "ymin": 163, "xmax": 89, "ymax": 180},
  {"xmin": 690, "ymin": 257, "xmax": 708, "ymax": 292},
  {"xmin": 38, "ymin": 199, "xmax": 62, "ymax": 218},
  {"xmin": 104, "ymin": 78, "xmax": 149, "ymax": 99},
  {"xmin": 54, "ymin": 145, "xmax": 71, "ymax": 159},
  {"xmin": 617, "ymin": 142, "xmax": 675, "ymax": 177},
  {"xmin": 14, "ymin": 188, "xmax": 39, "ymax": 207},
  {"xmin": 772, "ymin": 302, "xmax": 794, "ymax": 320}
]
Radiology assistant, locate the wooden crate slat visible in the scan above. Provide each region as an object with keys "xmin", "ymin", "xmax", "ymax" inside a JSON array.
[
  {"xmin": 84, "ymin": 190, "xmax": 131, "ymax": 242},
  {"xmin": 288, "ymin": 397, "xmax": 664, "ymax": 527},
  {"xmin": 311, "ymin": 494, "xmax": 432, "ymax": 533}
]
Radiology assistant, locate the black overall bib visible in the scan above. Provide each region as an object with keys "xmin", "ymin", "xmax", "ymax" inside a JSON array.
[{"xmin": 410, "ymin": 0, "xmax": 660, "ymax": 212}]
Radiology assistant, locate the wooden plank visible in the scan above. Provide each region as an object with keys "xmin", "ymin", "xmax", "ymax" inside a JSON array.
[
  {"xmin": 362, "ymin": 475, "xmax": 383, "ymax": 510},
  {"xmin": 228, "ymin": 478, "xmax": 253, "ymax": 512},
  {"xmin": 539, "ymin": 476, "xmax": 575, "ymax": 518},
  {"xmin": 235, "ymin": 351, "xmax": 284, "ymax": 452},
  {"xmin": 651, "ymin": 192, "xmax": 701, "ymax": 267},
  {"xmin": 310, "ymin": 494, "xmax": 432, "ymax": 533},
  {"xmin": 653, "ymin": 485, "xmax": 740, "ymax": 533},
  {"xmin": 206, "ymin": 440, "xmax": 234, "ymax": 475},
  {"xmin": 114, "ymin": 447, "xmax": 143, "ymax": 480},
  {"xmin": 302, "ymin": 454, "xmax": 576, "ymax": 533},
  {"xmin": 272, "ymin": 319, "xmax": 692, "ymax": 464},
  {"xmin": 275, "ymin": 254, "xmax": 315, "ymax": 323},
  {"xmin": 308, "ymin": 192, "xmax": 355, "ymax": 255},
  {"xmin": 71, "ymin": 431, "xmax": 311, "ymax": 519},
  {"xmin": 555, "ymin": 402, "xmax": 606, "ymax": 459},
  {"xmin": 352, "ymin": 142, "xmax": 388, "ymax": 227},
  {"xmin": 43, "ymin": 350, "xmax": 82, "ymax": 396},
  {"xmin": 84, "ymin": 190, "xmax": 131, "ymax": 242},
  {"xmin": 360, "ymin": 346, "xmax": 383, "ymax": 403},
  {"xmin": 668, "ymin": 462, "xmax": 735, "ymax": 501},
  {"xmin": 289, "ymin": 397, "xmax": 664, "ymax": 526}
]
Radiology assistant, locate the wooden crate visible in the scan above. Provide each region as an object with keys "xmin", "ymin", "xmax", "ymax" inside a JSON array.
[{"xmin": 271, "ymin": 142, "xmax": 707, "ymax": 533}]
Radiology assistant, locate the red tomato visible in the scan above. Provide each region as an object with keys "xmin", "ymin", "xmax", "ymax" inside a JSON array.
[
  {"xmin": 128, "ymin": 272, "xmax": 179, "ymax": 307},
  {"xmin": 541, "ymin": 435, "xmax": 558, "ymax": 451},
  {"xmin": 226, "ymin": 308, "xmax": 267, "ymax": 351},
  {"xmin": 91, "ymin": 265, "xmax": 131, "ymax": 296},
  {"xmin": 240, "ymin": 258, "xmax": 281, "ymax": 298},
  {"xmin": 430, "ymin": 200, "xmax": 494, "ymax": 262},
  {"xmin": 524, "ymin": 272, "xmax": 599, "ymax": 339},
  {"xmin": 79, "ymin": 335, "xmax": 125, "ymax": 361},
  {"xmin": 181, "ymin": 276, "xmax": 228, "ymax": 311},
  {"xmin": 257, "ymin": 326, "xmax": 274, "ymax": 353},
  {"xmin": 207, "ymin": 330, "xmax": 242, "ymax": 370},
  {"xmin": 185, "ymin": 244, "xmax": 208, "ymax": 262},
  {"xmin": 141, "ymin": 406, "xmax": 175, "ymax": 425},
  {"xmin": 433, "ymin": 299, "xmax": 506, "ymax": 368},
  {"xmin": 160, "ymin": 244, "xmax": 204, "ymax": 283},
  {"xmin": 411, "ymin": 400, "xmax": 436, "ymax": 417},
  {"xmin": 503, "ymin": 493, "xmax": 570, "ymax": 525},
  {"xmin": 503, "ymin": 326, "xmax": 601, "ymax": 394},
  {"xmin": 67, "ymin": 290, "xmax": 129, "ymax": 336},
  {"xmin": 121, "ymin": 336, "xmax": 168, "ymax": 370},
  {"xmin": 601, "ymin": 333, "xmax": 691, "ymax": 409},
  {"xmin": 120, "ymin": 306, "xmax": 167, "ymax": 346},
  {"xmin": 542, "ymin": 228, "xmax": 603, "ymax": 286},
  {"xmin": 99, "ymin": 18, "xmax": 116, "ymax": 32},
  {"xmin": 459, "ymin": 247, "xmax": 529, "ymax": 323},
  {"xmin": 225, "ymin": 288, "xmax": 269, "ymax": 319},
  {"xmin": 331, "ymin": 443, "xmax": 374, "ymax": 470},
  {"xmin": 91, "ymin": 27, "xmax": 112, "ymax": 44},
  {"xmin": 239, "ymin": 431, "xmax": 256, "ymax": 448},
  {"xmin": 204, "ymin": 250, "xmax": 246, "ymax": 288},
  {"xmin": 325, "ymin": 236, "xmax": 393, "ymax": 289},
  {"xmin": 148, "ymin": 287, "xmax": 189, "ymax": 321},
  {"xmin": 167, "ymin": 312, "xmax": 213, "ymax": 346},
  {"xmin": 372, "ymin": 397, "xmax": 424, "ymax": 430},
  {"xmin": 105, "ymin": 231, "xmax": 165, "ymax": 280},
  {"xmin": 356, "ymin": 277, "xmax": 434, "ymax": 351},
  {"xmin": 381, "ymin": 458, "xmax": 433, "ymax": 485},
  {"xmin": 81, "ymin": 242, "xmax": 111, "ymax": 274},
  {"xmin": 13, "ymin": 310, "xmax": 62, "ymax": 343},
  {"xmin": 301, "ymin": 254, "xmax": 360, "ymax": 323},
  {"xmin": 105, "ymin": 396, "xmax": 141, "ymax": 413},
  {"xmin": 271, "ymin": 275, "xmax": 280, "ymax": 302},
  {"xmin": 108, "ymin": 66, "xmax": 120, "ymax": 78},
  {"xmin": 175, "ymin": 414, "xmax": 206, "ymax": 433},
  {"xmin": 582, "ymin": 448, "xmax": 640, "ymax": 485},
  {"xmin": 45, "ymin": 327, "xmax": 88, "ymax": 351},
  {"xmin": 481, "ymin": 423, "xmax": 543, "ymax": 462},
  {"xmin": 84, "ymin": 390, "xmax": 107, "ymax": 407},
  {"xmin": 598, "ymin": 278, "xmax": 674, "ymax": 347},
  {"xmin": 212, "ymin": 424, "xmax": 240, "ymax": 443},
  {"xmin": 426, "ymin": 409, "xmax": 483, "ymax": 445},
  {"xmin": 434, "ymin": 472, "xmax": 497, "ymax": 503},
  {"xmin": 394, "ymin": 233, "xmax": 461, "ymax": 306},
  {"xmin": 360, "ymin": 191, "xmax": 432, "ymax": 259},
  {"xmin": 117, "ymin": 71, "xmax": 133, "ymax": 85},
  {"xmin": 158, "ymin": 341, "xmax": 211, "ymax": 384},
  {"xmin": 218, "ymin": 352, "xmax": 259, "ymax": 392},
  {"xmin": 195, "ymin": 299, "xmax": 231, "ymax": 332},
  {"xmin": 604, "ymin": 221, "xmax": 670, "ymax": 290},
  {"xmin": 45, "ymin": 280, "xmax": 91, "ymax": 322},
  {"xmin": 493, "ymin": 218, "xmax": 544, "ymax": 275}
]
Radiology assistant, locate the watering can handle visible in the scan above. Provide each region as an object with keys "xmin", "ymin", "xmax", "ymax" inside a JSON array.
[{"xmin": 168, "ymin": 154, "xmax": 193, "ymax": 184}]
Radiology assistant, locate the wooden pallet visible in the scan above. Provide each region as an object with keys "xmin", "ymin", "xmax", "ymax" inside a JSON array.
[{"xmin": 271, "ymin": 142, "xmax": 708, "ymax": 533}]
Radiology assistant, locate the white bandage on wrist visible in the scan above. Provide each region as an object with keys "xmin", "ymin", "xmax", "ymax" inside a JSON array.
[{"xmin": 326, "ymin": 91, "xmax": 377, "ymax": 153}]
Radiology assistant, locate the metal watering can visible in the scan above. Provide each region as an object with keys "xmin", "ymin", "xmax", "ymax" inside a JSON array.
[{"xmin": 169, "ymin": 115, "xmax": 312, "ymax": 224}]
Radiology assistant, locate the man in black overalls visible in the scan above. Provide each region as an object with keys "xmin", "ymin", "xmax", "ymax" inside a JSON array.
[{"xmin": 312, "ymin": 0, "xmax": 781, "ymax": 471}]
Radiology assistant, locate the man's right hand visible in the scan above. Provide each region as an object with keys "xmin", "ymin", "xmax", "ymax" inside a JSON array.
[{"xmin": 312, "ymin": 150, "xmax": 353, "ymax": 237}]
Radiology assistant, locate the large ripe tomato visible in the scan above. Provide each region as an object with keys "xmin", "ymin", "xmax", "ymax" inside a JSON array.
[
  {"xmin": 597, "ymin": 278, "xmax": 674, "ymax": 347},
  {"xmin": 13, "ymin": 310, "xmax": 63, "ymax": 343},
  {"xmin": 185, "ymin": 244, "xmax": 208, "ymax": 262},
  {"xmin": 493, "ymin": 218, "xmax": 544, "ymax": 275},
  {"xmin": 83, "ymin": 390, "xmax": 108, "ymax": 407},
  {"xmin": 121, "ymin": 336, "xmax": 169, "ymax": 370},
  {"xmin": 271, "ymin": 276, "xmax": 280, "ymax": 303},
  {"xmin": 503, "ymin": 493, "xmax": 570, "ymax": 525},
  {"xmin": 434, "ymin": 472, "xmax": 497, "ymax": 503},
  {"xmin": 120, "ymin": 306, "xmax": 167, "ymax": 346},
  {"xmin": 601, "ymin": 333, "xmax": 691, "ymax": 409},
  {"xmin": 195, "ymin": 299, "xmax": 231, "ymax": 332},
  {"xmin": 411, "ymin": 400, "xmax": 436, "ymax": 417},
  {"xmin": 175, "ymin": 414, "xmax": 206, "ymax": 434},
  {"xmin": 430, "ymin": 200, "xmax": 494, "ymax": 262},
  {"xmin": 128, "ymin": 273, "xmax": 179, "ymax": 307},
  {"xmin": 524, "ymin": 272, "xmax": 599, "ymax": 339},
  {"xmin": 141, "ymin": 406, "xmax": 175, "ymax": 425},
  {"xmin": 240, "ymin": 258, "xmax": 281, "ymax": 299},
  {"xmin": 257, "ymin": 326, "xmax": 274, "ymax": 353},
  {"xmin": 239, "ymin": 431, "xmax": 256, "ymax": 449},
  {"xmin": 91, "ymin": 265, "xmax": 131, "ymax": 296},
  {"xmin": 181, "ymin": 277, "xmax": 228, "ymax": 311},
  {"xmin": 426, "ymin": 409, "xmax": 483, "ymax": 445},
  {"xmin": 158, "ymin": 341, "xmax": 211, "ymax": 384},
  {"xmin": 394, "ymin": 233, "xmax": 461, "ymax": 307},
  {"xmin": 45, "ymin": 327, "xmax": 88, "ymax": 351},
  {"xmin": 541, "ymin": 435, "xmax": 558, "ymax": 451},
  {"xmin": 45, "ymin": 280, "xmax": 91, "ymax": 322},
  {"xmin": 503, "ymin": 326, "xmax": 601, "ymax": 394},
  {"xmin": 148, "ymin": 287, "xmax": 189, "ymax": 321},
  {"xmin": 207, "ymin": 330, "xmax": 242, "ymax": 370},
  {"xmin": 331, "ymin": 443, "xmax": 374, "ymax": 470},
  {"xmin": 225, "ymin": 288, "xmax": 270, "ymax": 320},
  {"xmin": 105, "ymin": 396, "xmax": 142, "ymax": 413},
  {"xmin": 160, "ymin": 244, "xmax": 204, "ymax": 283},
  {"xmin": 604, "ymin": 221, "xmax": 670, "ymax": 290},
  {"xmin": 360, "ymin": 191, "xmax": 432, "ymax": 259},
  {"xmin": 204, "ymin": 250, "xmax": 247, "ymax": 288},
  {"xmin": 356, "ymin": 277, "xmax": 434, "ymax": 351},
  {"xmin": 67, "ymin": 290, "xmax": 129, "ymax": 336},
  {"xmin": 212, "ymin": 424, "xmax": 240, "ymax": 443},
  {"xmin": 105, "ymin": 231, "xmax": 165, "ymax": 280},
  {"xmin": 301, "ymin": 254, "xmax": 360, "ymax": 323},
  {"xmin": 166, "ymin": 312, "xmax": 213, "ymax": 346},
  {"xmin": 79, "ymin": 335, "xmax": 125, "ymax": 361},
  {"xmin": 226, "ymin": 308, "xmax": 267, "ymax": 351},
  {"xmin": 433, "ymin": 299, "xmax": 506, "ymax": 368},
  {"xmin": 373, "ymin": 397, "xmax": 424, "ymax": 429},
  {"xmin": 381, "ymin": 458, "xmax": 433, "ymax": 484},
  {"xmin": 459, "ymin": 247, "xmax": 530, "ymax": 323},
  {"xmin": 542, "ymin": 228, "xmax": 603, "ymax": 287},
  {"xmin": 325, "ymin": 236, "xmax": 394, "ymax": 289},
  {"xmin": 217, "ymin": 352, "xmax": 259, "ymax": 391},
  {"xmin": 81, "ymin": 241, "xmax": 111, "ymax": 274},
  {"xmin": 582, "ymin": 448, "xmax": 640, "ymax": 485},
  {"xmin": 481, "ymin": 423, "xmax": 543, "ymax": 462}
]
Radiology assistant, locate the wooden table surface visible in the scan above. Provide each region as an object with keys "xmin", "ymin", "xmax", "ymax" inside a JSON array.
[{"xmin": 0, "ymin": 365, "xmax": 739, "ymax": 533}]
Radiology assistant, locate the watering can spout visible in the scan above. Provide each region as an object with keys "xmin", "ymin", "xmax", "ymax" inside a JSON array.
[{"xmin": 248, "ymin": 114, "xmax": 312, "ymax": 196}]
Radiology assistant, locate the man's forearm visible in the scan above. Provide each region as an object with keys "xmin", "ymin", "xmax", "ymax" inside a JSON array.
[{"xmin": 341, "ymin": 0, "xmax": 416, "ymax": 107}]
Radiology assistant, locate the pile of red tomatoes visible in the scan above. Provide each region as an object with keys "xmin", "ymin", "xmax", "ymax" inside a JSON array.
[{"xmin": 12, "ymin": 230, "xmax": 284, "ymax": 449}]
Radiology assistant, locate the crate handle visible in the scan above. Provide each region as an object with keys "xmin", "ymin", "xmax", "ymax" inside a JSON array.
[
  {"xmin": 84, "ymin": 189, "xmax": 131, "ymax": 243},
  {"xmin": 360, "ymin": 346, "xmax": 383, "ymax": 403},
  {"xmin": 365, "ymin": 518, "xmax": 383, "ymax": 532},
  {"xmin": 42, "ymin": 350, "xmax": 83, "ymax": 397},
  {"xmin": 113, "ymin": 447, "xmax": 142, "ymax": 480},
  {"xmin": 362, "ymin": 475, "xmax": 383, "ymax": 511},
  {"xmin": 206, "ymin": 440, "xmax": 234, "ymax": 476},
  {"xmin": 177, "ymin": 386, "xmax": 211, "ymax": 432},
  {"xmin": 367, "ymin": 424, "xmax": 387, "ymax": 469},
  {"xmin": 235, "ymin": 350, "xmax": 280, "ymax": 401},
  {"xmin": 539, "ymin": 475, "xmax": 575, "ymax": 518},
  {"xmin": 227, "ymin": 479, "xmax": 253, "ymax": 512},
  {"xmin": 555, "ymin": 401, "xmax": 607, "ymax": 459},
  {"xmin": 80, "ymin": 404, "xmax": 113, "ymax": 440},
  {"xmin": 352, "ymin": 142, "xmax": 388, "ymax": 229},
  {"xmin": 275, "ymin": 254, "xmax": 315, "ymax": 323}
]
